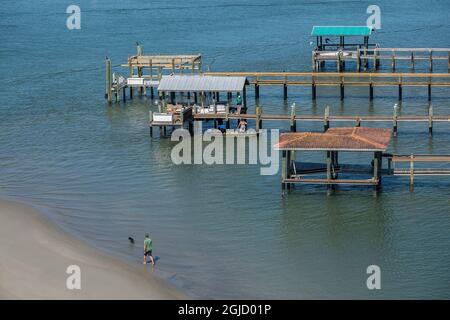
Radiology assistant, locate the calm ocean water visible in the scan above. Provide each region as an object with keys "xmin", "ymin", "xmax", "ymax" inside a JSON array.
[{"xmin": 1, "ymin": 0, "xmax": 450, "ymax": 298}]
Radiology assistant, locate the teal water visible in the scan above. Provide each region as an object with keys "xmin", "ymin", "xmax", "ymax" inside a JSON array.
[{"xmin": 1, "ymin": 0, "xmax": 450, "ymax": 298}]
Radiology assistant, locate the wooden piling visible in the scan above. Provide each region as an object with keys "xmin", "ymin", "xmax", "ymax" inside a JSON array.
[
  {"xmin": 290, "ymin": 103, "xmax": 296, "ymax": 132},
  {"xmin": 255, "ymin": 82, "xmax": 260, "ymax": 100},
  {"xmin": 340, "ymin": 76, "xmax": 344, "ymax": 101},
  {"xmin": 105, "ymin": 58, "xmax": 112, "ymax": 103},
  {"xmin": 283, "ymin": 83, "xmax": 288, "ymax": 101},
  {"xmin": 369, "ymin": 83, "xmax": 374, "ymax": 101},
  {"xmin": 323, "ymin": 106, "xmax": 330, "ymax": 132},
  {"xmin": 429, "ymin": 50, "xmax": 433, "ymax": 72},
  {"xmin": 428, "ymin": 104, "xmax": 434, "ymax": 136},
  {"xmin": 393, "ymin": 104, "xmax": 399, "ymax": 136},
  {"xmin": 448, "ymin": 52, "xmax": 450, "ymax": 72},
  {"xmin": 337, "ymin": 52, "xmax": 342, "ymax": 72},
  {"xmin": 409, "ymin": 154, "xmax": 414, "ymax": 190},
  {"xmin": 312, "ymin": 76, "xmax": 317, "ymax": 100},
  {"xmin": 326, "ymin": 151, "xmax": 332, "ymax": 189},
  {"xmin": 312, "ymin": 53, "xmax": 317, "ymax": 72},
  {"xmin": 149, "ymin": 111, "xmax": 153, "ymax": 137},
  {"xmin": 256, "ymin": 106, "xmax": 262, "ymax": 132},
  {"xmin": 356, "ymin": 48, "xmax": 361, "ymax": 72},
  {"xmin": 391, "ymin": 50, "xmax": 396, "ymax": 71},
  {"xmin": 281, "ymin": 150, "xmax": 287, "ymax": 190}
]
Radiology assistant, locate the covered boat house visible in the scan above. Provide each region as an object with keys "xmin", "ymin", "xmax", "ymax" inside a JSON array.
[
  {"xmin": 149, "ymin": 75, "xmax": 248, "ymax": 131},
  {"xmin": 275, "ymin": 127, "xmax": 392, "ymax": 190},
  {"xmin": 311, "ymin": 26, "xmax": 377, "ymax": 71}
]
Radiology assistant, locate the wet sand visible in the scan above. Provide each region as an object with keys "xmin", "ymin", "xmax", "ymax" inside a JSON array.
[{"xmin": 0, "ymin": 199, "xmax": 184, "ymax": 299}]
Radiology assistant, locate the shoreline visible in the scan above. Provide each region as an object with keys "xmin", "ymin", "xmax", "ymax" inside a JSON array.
[{"xmin": 0, "ymin": 198, "xmax": 185, "ymax": 299}]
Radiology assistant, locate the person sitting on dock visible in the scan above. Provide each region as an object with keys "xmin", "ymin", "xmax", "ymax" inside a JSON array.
[
  {"xmin": 143, "ymin": 234, "xmax": 155, "ymax": 266},
  {"xmin": 237, "ymin": 119, "xmax": 247, "ymax": 133}
]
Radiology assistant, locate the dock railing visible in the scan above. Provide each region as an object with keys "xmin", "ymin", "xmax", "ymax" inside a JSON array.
[{"xmin": 391, "ymin": 154, "xmax": 450, "ymax": 188}]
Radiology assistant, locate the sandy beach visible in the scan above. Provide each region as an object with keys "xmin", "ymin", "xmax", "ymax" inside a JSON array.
[{"xmin": 0, "ymin": 199, "xmax": 184, "ymax": 299}]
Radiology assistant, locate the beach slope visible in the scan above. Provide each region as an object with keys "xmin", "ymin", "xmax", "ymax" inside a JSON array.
[{"xmin": 0, "ymin": 199, "xmax": 183, "ymax": 299}]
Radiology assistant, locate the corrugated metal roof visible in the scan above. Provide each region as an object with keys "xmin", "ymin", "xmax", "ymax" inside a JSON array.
[
  {"xmin": 158, "ymin": 75, "xmax": 247, "ymax": 92},
  {"xmin": 312, "ymin": 26, "xmax": 372, "ymax": 37},
  {"xmin": 275, "ymin": 127, "xmax": 391, "ymax": 152}
]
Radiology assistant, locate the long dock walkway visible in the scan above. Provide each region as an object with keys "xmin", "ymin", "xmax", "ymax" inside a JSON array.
[
  {"xmin": 205, "ymin": 71, "xmax": 450, "ymax": 101},
  {"xmin": 193, "ymin": 105, "xmax": 449, "ymax": 136}
]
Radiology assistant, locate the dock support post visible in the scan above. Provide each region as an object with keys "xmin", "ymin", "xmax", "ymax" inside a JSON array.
[
  {"xmin": 290, "ymin": 103, "xmax": 296, "ymax": 132},
  {"xmin": 256, "ymin": 106, "xmax": 262, "ymax": 132},
  {"xmin": 448, "ymin": 52, "xmax": 450, "ymax": 72},
  {"xmin": 411, "ymin": 52, "xmax": 415, "ymax": 70},
  {"xmin": 340, "ymin": 83, "xmax": 344, "ymax": 101},
  {"xmin": 356, "ymin": 48, "xmax": 361, "ymax": 72},
  {"xmin": 312, "ymin": 81, "xmax": 317, "ymax": 100},
  {"xmin": 429, "ymin": 50, "xmax": 433, "ymax": 73},
  {"xmin": 428, "ymin": 104, "xmax": 434, "ymax": 136},
  {"xmin": 312, "ymin": 52, "xmax": 317, "ymax": 71},
  {"xmin": 188, "ymin": 120, "xmax": 193, "ymax": 135},
  {"xmin": 428, "ymin": 84, "xmax": 432, "ymax": 102},
  {"xmin": 391, "ymin": 50, "xmax": 396, "ymax": 71},
  {"xmin": 373, "ymin": 49, "xmax": 379, "ymax": 71},
  {"xmin": 409, "ymin": 154, "xmax": 414, "ymax": 191},
  {"xmin": 243, "ymin": 86, "xmax": 247, "ymax": 110},
  {"xmin": 337, "ymin": 52, "xmax": 341, "ymax": 72},
  {"xmin": 369, "ymin": 83, "xmax": 374, "ymax": 101},
  {"xmin": 323, "ymin": 106, "xmax": 330, "ymax": 132},
  {"xmin": 123, "ymin": 87, "xmax": 126, "ymax": 102},
  {"xmin": 326, "ymin": 151, "xmax": 332, "ymax": 189},
  {"xmin": 136, "ymin": 43, "xmax": 143, "ymax": 97},
  {"xmin": 393, "ymin": 104, "xmax": 399, "ymax": 136},
  {"xmin": 225, "ymin": 104, "xmax": 230, "ymax": 129},
  {"xmin": 398, "ymin": 84, "xmax": 403, "ymax": 101},
  {"xmin": 255, "ymin": 83, "xmax": 260, "ymax": 100},
  {"xmin": 105, "ymin": 58, "xmax": 112, "ymax": 103},
  {"xmin": 281, "ymin": 151, "xmax": 287, "ymax": 191},
  {"xmin": 283, "ymin": 83, "xmax": 288, "ymax": 101},
  {"xmin": 364, "ymin": 48, "xmax": 369, "ymax": 70},
  {"xmin": 373, "ymin": 151, "xmax": 382, "ymax": 187},
  {"xmin": 149, "ymin": 111, "xmax": 153, "ymax": 137}
]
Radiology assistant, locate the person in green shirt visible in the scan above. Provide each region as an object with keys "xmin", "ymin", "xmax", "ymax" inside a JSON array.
[
  {"xmin": 236, "ymin": 94, "xmax": 242, "ymax": 106},
  {"xmin": 143, "ymin": 234, "xmax": 155, "ymax": 266}
]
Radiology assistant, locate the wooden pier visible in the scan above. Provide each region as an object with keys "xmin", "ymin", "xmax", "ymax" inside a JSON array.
[
  {"xmin": 391, "ymin": 154, "xmax": 450, "ymax": 189},
  {"xmin": 313, "ymin": 48, "xmax": 450, "ymax": 72},
  {"xmin": 205, "ymin": 71, "xmax": 450, "ymax": 102},
  {"xmin": 105, "ymin": 44, "xmax": 202, "ymax": 103},
  {"xmin": 192, "ymin": 104, "xmax": 448, "ymax": 136},
  {"xmin": 275, "ymin": 127, "xmax": 391, "ymax": 190}
]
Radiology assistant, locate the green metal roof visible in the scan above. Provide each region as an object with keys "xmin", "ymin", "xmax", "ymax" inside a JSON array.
[{"xmin": 311, "ymin": 26, "xmax": 372, "ymax": 37}]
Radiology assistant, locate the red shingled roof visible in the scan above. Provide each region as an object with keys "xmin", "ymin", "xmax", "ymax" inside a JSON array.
[{"xmin": 275, "ymin": 127, "xmax": 392, "ymax": 151}]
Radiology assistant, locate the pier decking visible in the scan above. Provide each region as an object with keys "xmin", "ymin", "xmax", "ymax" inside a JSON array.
[{"xmin": 205, "ymin": 71, "xmax": 450, "ymax": 101}]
